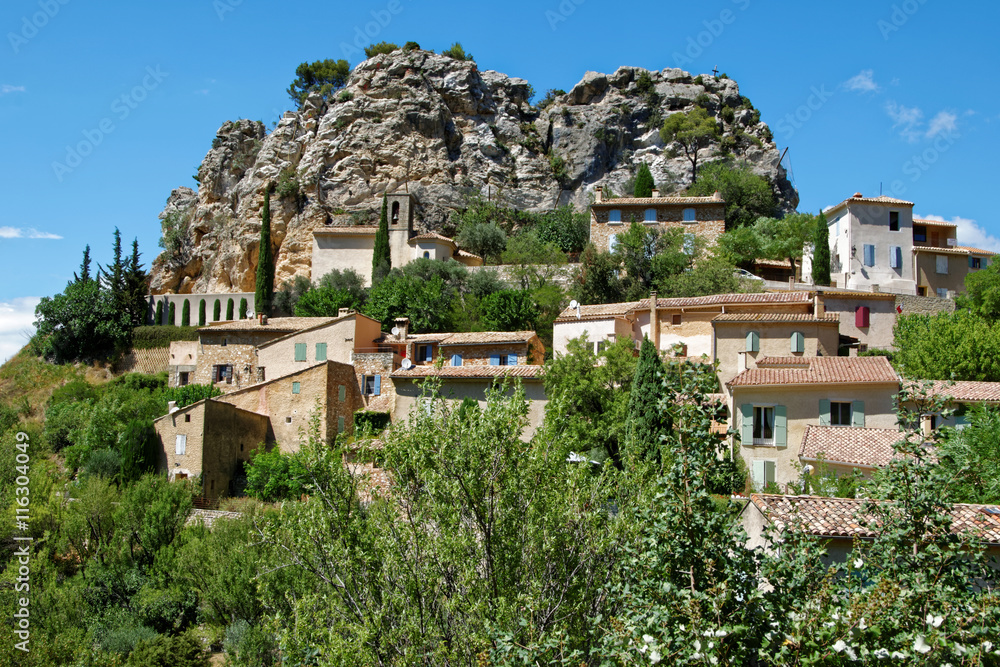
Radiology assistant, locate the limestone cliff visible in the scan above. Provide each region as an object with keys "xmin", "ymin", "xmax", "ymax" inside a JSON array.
[{"xmin": 150, "ymin": 50, "xmax": 796, "ymax": 294}]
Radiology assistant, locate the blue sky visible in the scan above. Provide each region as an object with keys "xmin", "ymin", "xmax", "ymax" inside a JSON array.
[{"xmin": 1, "ymin": 0, "xmax": 998, "ymax": 360}]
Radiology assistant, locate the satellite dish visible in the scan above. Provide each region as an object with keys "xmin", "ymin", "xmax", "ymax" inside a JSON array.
[
  {"xmin": 247, "ymin": 311, "xmax": 255, "ymax": 319},
  {"xmin": 569, "ymin": 300, "xmax": 579, "ymax": 309},
  {"xmin": 391, "ymin": 326, "xmax": 400, "ymax": 336},
  {"xmin": 401, "ymin": 358, "xmax": 413, "ymax": 370}
]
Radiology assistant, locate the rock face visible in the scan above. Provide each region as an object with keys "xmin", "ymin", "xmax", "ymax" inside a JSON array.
[{"xmin": 149, "ymin": 51, "xmax": 797, "ymax": 294}]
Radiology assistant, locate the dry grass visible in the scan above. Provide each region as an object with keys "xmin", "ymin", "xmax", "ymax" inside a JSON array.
[{"xmin": 0, "ymin": 349, "xmax": 111, "ymax": 420}]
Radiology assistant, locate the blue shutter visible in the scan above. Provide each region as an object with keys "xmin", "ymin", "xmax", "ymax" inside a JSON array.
[
  {"xmin": 774, "ymin": 405, "xmax": 787, "ymax": 447},
  {"xmin": 507, "ymin": 353, "xmax": 518, "ymax": 366},
  {"xmin": 864, "ymin": 244, "xmax": 875, "ymax": 267},
  {"xmin": 819, "ymin": 399, "xmax": 831, "ymax": 426},
  {"xmin": 791, "ymin": 331, "xmax": 804, "ymax": 354},
  {"xmin": 373, "ymin": 375, "xmax": 381, "ymax": 396},
  {"xmin": 451, "ymin": 354, "xmax": 462, "ymax": 366},
  {"xmin": 740, "ymin": 404, "xmax": 754, "ymax": 446},
  {"xmin": 424, "ymin": 345, "xmax": 433, "ymax": 362},
  {"xmin": 490, "ymin": 354, "xmax": 500, "ymax": 366},
  {"xmin": 852, "ymin": 401, "xmax": 865, "ymax": 428}
]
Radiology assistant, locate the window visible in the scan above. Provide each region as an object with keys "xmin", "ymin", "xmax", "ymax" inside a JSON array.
[
  {"xmin": 608, "ymin": 234, "xmax": 618, "ymax": 252},
  {"xmin": 222, "ymin": 338, "xmax": 227, "ymax": 347},
  {"xmin": 294, "ymin": 343, "xmax": 307, "ymax": 362},
  {"xmin": 594, "ymin": 341, "xmax": 608, "ymax": 354},
  {"xmin": 184, "ymin": 414, "xmax": 191, "ymax": 423},
  {"xmin": 491, "ymin": 353, "xmax": 507, "ymax": 366},
  {"xmin": 863, "ymin": 244, "xmax": 875, "ymax": 267},
  {"xmin": 855, "ymin": 306, "xmax": 870, "ymax": 328},
  {"xmin": 363, "ymin": 375, "xmax": 381, "ymax": 396},
  {"xmin": 256, "ymin": 367, "xmax": 266, "ymax": 382},
  {"xmin": 286, "ymin": 416, "xmax": 292, "ymax": 423},
  {"xmin": 292, "ymin": 382, "xmax": 300, "ymax": 394},
  {"xmin": 682, "ymin": 207, "xmax": 696, "ymax": 222},
  {"xmin": 315, "ymin": 343, "xmax": 327, "ymax": 361},
  {"xmin": 175, "ymin": 434, "xmax": 186, "ymax": 456},
  {"xmin": 970, "ymin": 256, "xmax": 982, "ymax": 269},
  {"xmin": 892, "ymin": 245, "xmax": 904, "ymax": 269},
  {"xmin": 745, "ymin": 331, "xmax": 760, "ymax": 353},
  {"xmin": 337, "ymin": 416, "xmax": 345, "ymax": 433},
  {"xmin": 214, "ymin": 365, "xmax": 233, "ymax": 384},
  {"xmin": 936, "ymin": 287, "xmax": 949, "ymax": 298},
  {"xmin": 338, "ymin": 385, "xmax": 346, "ymax": 402},
  {"xmin": 451, "ymin": 354, "xmax": 463, "ymax": 366},
  {"xmin": 790, "ymin": 331, "xmax": 805, "ymax": 354},
  {"xmin": 740, "ymin": 403, "xmax": 787, "ymax": 448},
  {"xmin": 820, "ymin": 399, "xmax": 865, "ymax": 427},
  {"xmin": 751, "ymin": 460, "xmax": 776, "ymax": 491},
  {"xmin": 179, "ymin": 371, "xmax": 189, "ymax": 386},
  {"xmin": 417, "ymin": 344, "xmax": 433, "ymax": 362},
  {"xmin": 423, "ymin": 251, "xmax": 430, "ymax": 259},
  {"xmin": 889, "ymin": 211, "xmax": 899, "ymax": 231},
  {"xmin": 644, "ymin": 208, "xmax": 657, "ymax": 222},
  {"xmin": 672, "ymin": 314, "xmax": 682, "ymax": 325},
  {"xmin": 608, "ymin": 209, "xmax": 622, "ymax": 224},
  {"xmin": 935, "ymin": 255, "xmax": 949, "ymax": 275},
  {"xmin": 913, "ymin": 225, "xmax": 927, "ymax": 243},
  {"xmin": 391, "ymin": 201, "xmax": 400, "ymax": 224}
]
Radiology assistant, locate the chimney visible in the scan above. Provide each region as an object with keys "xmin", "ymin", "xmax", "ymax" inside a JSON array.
[
  {"xmin": 258, "ymin": 314, "xmax": 268, "ymax": 325},
  {"xmin": 651, "ymin": 188, "xmax": 660, "ymax": 198},
  {"xmin": 853, "ymin": 192, "xmax": 863, "ymax": 198},
  {"xmin": 394, "ymin": 317, "xmax": 410, "ymax": 341},
  {"xmin": 712, "ymin": 190, "xmax": 723, "ymax": 201},
  {"xmin": 594, "ymin": 185, "xmax": 603, "ymax": 203},
  {"xmin": 649, "ymin": 291, "xmax": 659, "ymax": 351},
  {"xmin": 338, "ymin": 307, "xmax": 351, "ymax": 318},
  {"xmin": 168, "ymin": 401, "xmax": 178, "ymax": 414}
]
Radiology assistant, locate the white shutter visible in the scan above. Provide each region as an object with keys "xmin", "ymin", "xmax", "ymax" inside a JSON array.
[{"xmin": 175, "ymin": 434, "xmax": 187, "ymax": 456}]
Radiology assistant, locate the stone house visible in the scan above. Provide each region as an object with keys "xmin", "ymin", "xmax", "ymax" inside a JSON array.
[
  {"xmin": 389, "ymin": 364, "xmax": 548, "ymax": 439},
  {"xmin": 376, "ymin": 320, "xmax": 545, "ymax": 368},
  {"xmin": 254, "ymin": 311, "xmax": 383, "ymax": 381},
  {"xmin": 911, "ymin": 218, "xmax": 996, "ymax": 298},
  {"xmin": 311, "ymin": 192, "xmax": 482, "ymax": 286},
  {"xmin": 918, "ymin": 380, "xmax": 1000, "ymax": 432},
  {"xmin": 167, "ymin": 341, "xmax": 199, "ymax": 387},
  {"xmin": 727, "ymin": 356, "xmax": 900, "ymax": 490},
  {"xmin": 589, "ymin": 186, "xmax": 725, "ymax": 254}
]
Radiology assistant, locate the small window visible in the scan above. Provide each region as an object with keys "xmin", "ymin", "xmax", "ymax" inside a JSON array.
[
  {"xmin": 179, "ymin": 371, "xmax": 189, "ymax": 386},
  {"xmin": 175, "ymin": 434, "xmax": 187, "ymax": 456},
  {"xmin": 423, "ymin": 251, "xmax": 430, "ymax": 259},
  {"xmin": 596, "ymin": 341, "xmax": 608, "ymax": 354},
  {"xmin": 315, "ymin": 343, "xmax": 327, "ymax": 361},
  {"xmin": 970, "ymin": 256, "xmax": 982, "ymax": 269},
  {"xmin": 751, "ymin": 460, "xmax": 777, "ymax": 490},
  {"xmin": 889, "ymin": 211, "xmax": 899, "ymax": 231},
  {"xmin": 417, "ymin": 344, "xmax": 433, "ymax": 362},
  {"xmin": 292, "ymin": 382, "xmax": 301, "ymax": 394},
  {"xmin": 451, "ymin": 354, "xmax": 463, "ymax": 366},
  {"xmin": 753, "ymin": 406, "xmax": 775, "ymax": 445},
  {"xmin": 863, "ymin": 244, "xmax": 875, "ymax": 267},
  {"xmin": 682, "ymin": 208, "xmax": 696, "ymax": 222},
  {"xmin": 830, "ymin": 401, "xmax": 852, "ymax": 426},
  {"xmin": 491, "ymin": 353, "xmax": 508, "ymax": 366},
  {"xmin": 286, "ymin": 416, "xmax": 292, "ymax": 423},
  {"xmin": 935, "ymin": 255, "xmax": 949, "ymax": 275},
  {"xmin": 608, "ymin": 209, "xmax": 622, "ymax": 224},
  {"xmin": 913, "ymin": 225, "xmax": 927, "ymax": 243},
  {"xmin": 294, "ymin": 343, "xmax": 307, "ymax": 362},
  {"xmin": 363, "ymin": 375, "xmax": 381, "ymax": 396},
  {"xmin": 672, "ymin": 314, "xmax": 682, "ymax": 325},
  {"xmin": 936, "ymin": 287, "xmax": 949, "ymax": 298},
  {"xmin": 644, "ymin": 208, "xmax": 656, "ymax": 223},
  {"xmin": 257, "ymin": 367, "xmax": 266, "ymax": 382},
  {"xmin": 391, "ymin": 201, "xmax": 400, "ymax": 224},
  {"xmin": 222, "ymin": 338, "xmax": 227, "ymax": 347},
  {"xmin": 184, "ymin": 414, "xmax": 191, "ymax": 423}
]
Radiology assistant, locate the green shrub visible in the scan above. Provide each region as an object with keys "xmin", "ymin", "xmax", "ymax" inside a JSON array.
[
  {"xmin": 707, "ymin": 455, "xmax": 749, "ymax": 495},
  {"xmin": 403, "ymin": 41, "xmax": 420, "ymax": 52},
  {"xmin": 549, "ymin": 153, "xmax": 568, "ymax": 184},
  {"xmin": 364, "ymin": 41, "xmax": 398, "ymax": 57},
  {"xmin": 154, "ymin": 300, "xmax": 163, "ymax": 325},
  {"xmin": 131, "ymin": 325, "xmax": 199, "ymax": 350},
  {"xmin": 181, "ymin": 300, "xmax": 190, "ymax": 327},
  {"xmin": 693, "ymin": 74, "xmax": 704, "ymax": 86},
  {"xmin": 337, "ymin": 90, "xmax": 354, "ymax": 103},
  {"xmin": 168, "ymin": 302, "xmax": 176, "ymax": 325},
  {"xmin": 538, "ymin": 88, "xmax": 565, "ymax": 110},
  {"xmin": 126, "ymin": 629, "xmax": 210, "ymax": 667},
  {"xmin": 197, "ymin": 299, "xmax": 206, "ymax": 327},
  {"xmin": 239, "ymin": 298, "xmax": 248, "ymax": 319},
  {"xmin": 442, "ymin": 42, "xmax": 473, "ymax": 62},
  {"xmin": 245, "ymin": 448, "xmax": 308, "ymax": 502},
  {"xmin": 720, "ymin": 105, "xmax": 735, "ymax": 124},
  {"xmin": 354, "ymin": 411, "xmax": 392, "ymax": 435},
  {"xmin": 99, "ymin": 622, "xmax": 158, "ymax": 657},
  {"xmin": 163, "ymin": 383, "xmax": 222, "ymax": 409},
  {"xmin": 84, "ymin": 448, "xmax": 122, "ymax": 480},
  {"xmin": 694, "ymin": 92, "xmax": 712, "ymax": 108},
  {"xmin": 212, "ymin": 299, "xmax": 221, "ymax": 321}
]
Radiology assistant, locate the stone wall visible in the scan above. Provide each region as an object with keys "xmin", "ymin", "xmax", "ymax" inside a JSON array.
[
  {"xmin": 195, "ymin": 330, "xmax": 287, "ymax": 390},
  {"xmin": 894, "ymin": 292, "xmax": 955, "ymax": 317},
  {"xmin": 590, "ymin": 203, "xmax": 725, "ymax": 253},
  {"xmin": 352, "ymin": 352, "xmax": 395, "ymax": 409},
  {"xmin": 439, "ymin": 343, "xmax": 532, "ymax": 366},
  {"xmin": 147, "ymin": 292, "xmax": 256, "ymax": 324},
  {"xmin": 115, "ymin": 347, "xmax": 170, "ymax": 375}
]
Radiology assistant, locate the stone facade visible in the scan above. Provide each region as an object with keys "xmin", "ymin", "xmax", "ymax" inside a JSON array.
[
  {"xmin": 351, "ymin": 352, "xmax": 396, "ymax": 411},
  {"xmin": 167, "ymin": 341, "xmax": 199, "ymax": 387},
  {"xmin": 589, "ymin": 191, "xmax": 725, "ymax": 254}
]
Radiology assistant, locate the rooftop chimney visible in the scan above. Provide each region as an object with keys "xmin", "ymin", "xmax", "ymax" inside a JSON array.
[
  {"xmin": 594, "ymin": 185, "xmax": 603, "ymax": 203},
  {"xmin": 853, "ymin": 192, "xmax": 863, "ymax": 198},
  {"xmin": 258, "ymin": 314, "xmax": 268, "ymax": 325},
  {"xmin": 338, "ymin": 307, "xmax": 351, "ymax": 318},
  {"xmin": 712, "ymin": 190, "xmax": 723, "ymax": 201},
  {"xmin": 394, "ymin": 317, "xmax": 410, "ymax": 341},
  {"xmin": 651, "ymin": 188, "xmax": 660, "ymax": 198},
  {"xmin": 168, "ymin": 401, "xmax": 178, "ymax": 414}
]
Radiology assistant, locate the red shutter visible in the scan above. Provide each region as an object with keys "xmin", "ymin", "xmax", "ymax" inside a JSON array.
[{"xmin": 856, "ymin": 306, "xmax": 870, "ymax": 328}]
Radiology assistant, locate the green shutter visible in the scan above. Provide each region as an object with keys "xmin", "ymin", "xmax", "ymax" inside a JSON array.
[
  {"xmin": 752, "ymin": 460, "xmax": 766, "ymax": 490},
  {"xmin": 337, "ymin": 416, "xmax": 345, "ymax": 433},
  {"xmin": 746, "ymin": 331, "xmax": 759, "ymax": 352},
  {"xmin": 740, "ymin": 404, "xmax": 754, "ymax": 446},
  {"xmin": 774, "ymin": 405, "xmax": 787, "ymax": 447},
  {"xmin": 791, "ymin": 331, "xmax": 804, "ymax": 353},
  {"xmin": 852, "ymin": 401, "xmax": 865, "ymax": 428},
  {"xmin": 819, "ymin": 399, "xmax": 831, "ymax": 426},
  {"xmin": 764, "ymin": 461, "xmax": 776, "ymax": 487},
  {"xmin": 316, "ymin": 343, "xmax": 327, "ymax": 361},
  {"xmin": 292, "ymin": 382, "xmax": 300, "ymax": 394},
  {"xmin": 338, "ymin": 385, "xmax": 346, "ymax": 402},
  {"xmin": 294, "ymin": 343, "xmax": 307, "ymax": 362}
]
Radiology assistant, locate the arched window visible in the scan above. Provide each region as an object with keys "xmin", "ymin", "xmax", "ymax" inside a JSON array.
[
  {"xmin": 391, "ymin": 201, "xmax": 400, "ymax": 225},
  {"xmin": 644, "ymin": 208, "xmax": 657, "ymax": 222},
  {"xmin": 608, "ymin": 209, "xmax": 622, "ymax": 224},
  {"xmin": 683, "ymin": 208, "xmax": 696, "ymax": 222},
  {"xmin": 423, "ymin": 251, "xmax": 430, "ymax": 259}
]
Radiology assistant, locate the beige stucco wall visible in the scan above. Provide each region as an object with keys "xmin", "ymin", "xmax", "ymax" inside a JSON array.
[
  {"xmin": 820, "ymin": 296, "xmax": 896, "ymax": 351},
  {"xmin": 915, "ymin": 251, "xmax": 968, "ymax": 297},
  {"xmin": 256, "ymin": 315, "xmax": 382, "ymax": 380},
  {"xmin": 828, "ymin": 202, "xmax": 916, "ymax": 293},
  {"xmin": 412, "ymin": 240, "xmax": 452, "ymax": 261},
  {"xmin": 312, "ymin": 233, "xmax": 376, "ymax": 285},
  {"xmin": 731, "ymin": 383, "xmax": 899, "ymax": 489},
  {"xmin": 714, "ymin": 322, "xmax": 839, "ymax": 391},
  {"xmin": 553, "ymin": 318, "xmax": 627, "ymax": 356},
  {"xmin": 391, "ymin": 377, "xmax": 548, "ymax": 440}
]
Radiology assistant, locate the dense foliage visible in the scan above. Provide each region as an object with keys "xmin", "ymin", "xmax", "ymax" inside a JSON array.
[
  {"xmin": 686, "ymin": 159, "xmax": 779, "ymax": 230},
  {"xmin": 287, "ymin": 58, "xmax": 350, "ymax": 105},
  {"xmin": 372, "ymin": 194, "xmax": 392, "ymax": 282},
  {"xmin": 892, "ymin": 310, "xmax": 1000, "ymax": 381},
  {"xmin": 660, "ymin": 106, "xmax": 721, "ymax": 182},
  {"xmin": 255, "ymin": 187, "xmax": 274, "ymax": 316},
  {"xmin": 812, "ymin": 210, "xmax": 832, "ymax": 286}
]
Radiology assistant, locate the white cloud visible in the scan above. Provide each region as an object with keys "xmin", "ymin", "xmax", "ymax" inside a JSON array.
[
  {"xmin": 926, "ymin": 111, "xmax": 958, "ymax": 138},
  {"xmin": 0, "ymin": 226, "xmax": 63, "ymax": 239},
  {"xmin": 0, "ymin": 297, "xmax": 40, "ymax": 363},
  {"xmin": 0, "ymin": 84, "xmax": 25, "ymax": 95},
  {"xmin": 885, "ymin": 101, "xmax": 924, "ymax": 141},
  {"xmin": 918, "ymin": 214, "xmax": 1000, "ymax": 254},
  {"xmin": 843, "ymin": 69, "xmax": 879, "ymax": 93}
]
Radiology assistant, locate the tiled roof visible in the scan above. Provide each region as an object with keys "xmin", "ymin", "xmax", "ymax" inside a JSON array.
[
  {"xmin": 593, "ymin": 194, "xmax": 723, "ymax": 206},
  {"xmin": 377, "ymin": 332, "xmax": 451, "ymax": 344},
  {"xmin": 728, "ymin": 356, "xmax": 899, "ymax": 387},
  {"xmin": 798, "ymin": 426, "xmax": 906, "ymax": 468},
  {"xmin": 199, "ymin": 317, "xmax": 337, "ymax": 333},
  {"xmin": 391, "ymin": 365, "xmax": 544, "ymax": 380},
  {"xmin": 754, "ymin": 258, "xmax": 793, "ymax": 269},
  {"xmin": 635, "ymin": 291, "xmax": 814, "ymax": 311},
  {"xmin": 826, "ymin": 195, "xmax": 914, "ymax": 214},
  {"xmin": 457, "ymin": 249, "xmax": 483, "ymax": 261},
  {"xmin": 361, "ymin": 393, "xmax": 393, "ymax": 413},
  {"xmin": 555, "ymin": 301, "xmax": 640, "ymax": 322},
  {"xmin": 913, "ymin": 218, "xmax": 958, "ymax": 228},
  {"xmin": 957, "ymin": 245, "xmax": 998, "ymax": 256},
  {"xmin": 913, "ymin": 245, "xmax": 975, "ymax": 256},
  {"xmin": 712, "ymin": 312, "xmax": 839, "ymax": 324},
  {"xmin": 312, "ymin": 226, "xmax": 378, "ymax": 235},
  {"xmin": 814, "ymin": 287, "xmax": 898, "ymax": 300},
  {"xmin": 438, "ymin": 331, "xmax": 537, "ymax": 346},
  {"xmin": 749, "ymin": 494, "xmax": 1000, "ymax": 544},
  {"xmin": 925, "ymin": 380, "xmax": 1000, "ymax": 403},
  {"xmin": 409, "ymin": 232, "xmax": 456, "ymax": 245}
]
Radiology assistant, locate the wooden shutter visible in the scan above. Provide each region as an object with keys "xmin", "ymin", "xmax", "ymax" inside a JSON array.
[
  {"xmin": 507, "ymin": 353, "xmax": 518, "ymax": 366},
  {"xmin": 852, "ymin": 401, "xmax": 865, "ymax": 427},
  {"xmin": 315, "ymin": 343, "xmax": 327, "ymax": 361},
  {"xmin": 774, "ymin": 405, "xmax": 787, "ymax": 447},
  {"xmin": 451, "ymin": 354, "xmax": 462, "ymax": 366},
  {"xmin": 764, "ymin": 461, "xmax": 776, "ymax": 486},
  {"xmin": 791, "ymin": 331, "xmax": 804, "ymax": 353},
  {"xmin": 855, "ymin": 306, "xmax": 870, "ymax": 328},
  {"xmin": 746, "ymin": 331, "xmax": 759, "ymax": 352},
  {"xmin": 424, "ymin": 345, "xmax": 433, "ymax": 362},
  {"xmin": 294, "ymin": 343, "xmax": 307, "ymax": 361},
  {"xmin": 338, "ymin": 385, "xmax": 346, "ymax": 402},
  {"xmin": 740, "ymin": 404, "xmax": 754, "ymax": 446},
  {"xmin": 752, "ymin": 460, "xmax": 766, "ymax": 489},
  {"xmin": 175, "ymin": 434, "xmax": 186, "ymax": 456},
  {"xmin": 337, "ymin": 416, "xmax": 345, "ymax": 433},
  {"xmin": 373, "ymin": 375, "xmax": 381, "ymax": 396},
  {"xmin": 819, "ymin": 399, "xmax": 831, "ymax": 426},
  {"xmin": 490, "ymin": 354, "xmax": 500, "ymax": 366}
]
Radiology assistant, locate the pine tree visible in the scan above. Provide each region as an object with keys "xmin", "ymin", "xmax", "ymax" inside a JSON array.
[
  {"xmin": 812, "ymin": 211, "xmax": 831, "ymax": 286},
  {"xmin": 634, "ymin": 163, "xmax": 655, "ymax": 198},
  {"xmin": 168, "ymin": 302, "xmax": 176, "ymax": 325},
  {"xmin": 124, "ymin": 238, "xmax": 148, "ymax": 328},
  {"xmin": 226, "ymin": 298, "xmax": 235, "ymax": 320},
  {"xmin": 625, "ymin": 336, "xmax": 672, "ymax": 468},
  {"xmin": 239, "ymin": 298, "xmax": 248, "ymax": 319},
  {"xmin": 255, "ymin": 187, "xmax": 275, "ymax": 315},
  {"xmin": 198, "ymin": 300, "xmax": 206, "ymax": 326},
  {"xmin": 372, "ymin": 194, "xmax": 392, "ymax": 283},
  {"xmin": 74, "ymin": 245, "xmax": 92, "ymax": 283},
  {"xmin": 181, "ymin": 300, "xmax": 190, "ymax": 327},
  {"xmin": 155, "ymin": 301, "xmax": 163, "ymax": 325},
  {"xmin": 100, "ymin": 228, "xmax": 125, "ymax": 298}
]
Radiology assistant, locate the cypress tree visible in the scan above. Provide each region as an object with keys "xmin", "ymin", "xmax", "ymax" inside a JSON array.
[
  {"xmin": 155, "ymin": 301, "xmax": 163, "ymax": 325},
  {"xmin": 198, "ymin": 299, "xmax": 206, "ymax": 326},
  {"xmin": 213, "ymin": 299, "xmax": 221, "ymax": 321},
  {"xmin": 372, "ymin": 194, "xmax": 391, "ymax": 282},
  {"xmin": 255, "ymin": 187, "xmax": 275, "ymax": 315},
  {"xmin": 227, "ymin": 298, "xmax": 235, "ymax": 320},
  {"xmin": 181, "ymin": 300, "xmax": 191, "ymax": 327},
  {"xmin": 239, "ymin": 298, "xmax": 248, "ymax": 319},
  {"xmin": 625, "ymin": 336, "xmax": 672, "ymax": 468},
  {"xmin": 124, "ymin": 238, "xmax": 147, "ymax": 328},
  {"xmin": 168, "ymin": 302, "xmax": 176, "ymax": 325},
  {"xmin": 74, "ymin": 245, "xmax": 92, "ymax": 283},
  {"xmin": 634, "ymin": 162, "xmax": 655, "ymax": 198},
  {"xmin": 812, "ymin": 211, "xmax": 831, "ymax": 287}
]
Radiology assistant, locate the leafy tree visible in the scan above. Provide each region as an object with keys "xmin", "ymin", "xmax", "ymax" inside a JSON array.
[
  {"xmin": 181, "ymin": 300, "xmax": 190, "ymax": 327},
  {"xmin": 658, "ymin": 254, "xmax": 744, "ymax": 298},
  {"xmin": 686, "ymin": 160, "xmax": 778, "ymax": 230},
  {"xmin": 480, "ymin": 289, "xmax": 539, "ymax": 331},
  {"xmin": 754, "ymin": 212, "xmax": 816, "ymax": 280},
  {"xmin": 961, "ymin": 260, "xmax": 1000, "ymax": 320},
  {"xmin": 456, "ymin": 220, "xmax": 507, "ymax": 263},
  {"xmin": 118, "ymin": 419, "xmax": 156, "ymax": 485},
  {"xmin": 115, "ymin": 474, "xmax": 193, "ymax": 568},
  {"xmin": 614, "ymin": 223, "xmax": 692, "ymax": 300},
  {"xmin": 571, "ymin": 243, "xmax": 624, "ymax": 305},
  {"xmin": 625, "ymin": 337, "xmax": 671, "ymax": 468},
  {"xmin": 197, "ymin": 299, "xmax": 206, "ymax": 327},
  {"xmin": 442, "ymin": 42, "xmax": 473, "ymax": 62},
  {"xmin": 812, "ymin": 210, "xmax": 831, "ymax": 286},
  {"xmin": 501, "ymin": 230, "xmax": 567, "ymax": 290},
  {"xmin": 255, "ymin": 187, "xmax": 274, "ymax": 316},
  {"xmin": 403, "ymin": 41, "xmax": 421, "ymax": 52},
  {"xmin": 272, "ymin": 275, "xmax": 313, "ymax": 316},
  {"xmin": 34, "ymin": 279, "xmax": 128, "ymax": 362},
  {"xmin": 633, "ymin": 162, "xmax": 655, "ymax": 197},
  {"xmin": 287, "ymin": 58, "xmax": 350, "ymax": 106},
  {"xmin": 364, "ymin": 41, "xmax": 398, "ymax": 57},
  {"xmin": 239, "ymin": 297, "xmax": 248, "ymax": 319},
  {"xmin": 716, "ymin": 224, "xmax": 764, "ymax": 270},
  {"xmin": 168, "ymin": 301, "xmax": 176, "ymax": 325},
  {"xmin": 124, "ymin": 238, "xmax": 148, "ymax": 329},
  {"xmin": 126, "ymin": 629, "xmax": 209, "ymax": 667},
  {"xmin": 226, "ymin": 298, "xmax": 234, "ymax": 320},
  {"xmin": 245, "ymin": 447, "xmax": 308, "ymax": 502},
  {"xmin": 893, "ymin": 311, "xmax": 1000, "ymax": 381},
  {"xmin": 934, "ymin": 404, "xmax": 1000, "ymax": 503},
  {"xmin": 295, "ymin": 283, "xmax": 364, "ymax": 317},
  {"xmin": 660, "ymin": 107, "xmax": 721, "ymax": 182},
  {"xmin": 534, "ymin": 205, "xmax": 589, "ymax": 254},
  {"xmin": 372, "ymin": 194, "xmax": 391, "ymax": 282}
]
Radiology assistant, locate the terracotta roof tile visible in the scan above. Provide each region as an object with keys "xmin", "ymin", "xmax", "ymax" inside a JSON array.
[
  {"xmin": 913, "ymin": 246, "xmax": 976, "ymax": 256},
  {"xmin": 636, "ymin": 291, "xmax": 814, "ymax": 311},
  {"xmin": 925, "ymin": 380, "xmax": 1000, "ymax": 403},
  {"xmin": 409, "ymin": 232, "xmax": 457, "ymax": 245},
  {"xmin": 956, "ymin": 245, "xmax": 999, "ymax": 256},
  {"xmin": 391, "ymin": 365, "xmax": 544, "ymax": 380},
  {"xmin": 913, "ymin": 218, "xmax": 958, "ymax": 228},
  {"xmin": 826, "ymin": 195, "xmax": 914, "ymax": 214},
  {"xmin": 438, "ymin": 331, "xmax": 537, "ymax": 346},
  {"xmin": 750, "ymin": 494, "xmax": 1000, "ymax": 544},
  {"xmin": 312, "ymin": 226, "xmax": 379, "ymax": 235},
  {"xmin": 712, "ymin": 313, "xmax": 840, "ymax": 324},
  {"xmin": 593, "ymin": 195, "xmax": 723, "ymax": 206},
  {"xmin": 457, "ymin": 249, "xmax": 483, "ymax": 260},
  {"xmin": 798, "ymin": 426, "xmax": 906, "ymax": 468},
  {"xmin": 555, "ymin": 301, "xmax": 640, "ymax": 321},
  {"xmin": 754, "ymin": 258, "xmax": 793, "ymax": 269},
  {"xmin": 728, "ymin": 356, "xmax": 899, "ymax": 387},
  {"xmin": 199, "ymin": 317, "xmax": 337, "ymax": 333}
]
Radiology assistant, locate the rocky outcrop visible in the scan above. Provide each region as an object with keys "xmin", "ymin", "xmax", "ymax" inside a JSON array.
[{"xmin": 150, "ymin": 51, "xmax": 796, "ymax": 294}]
